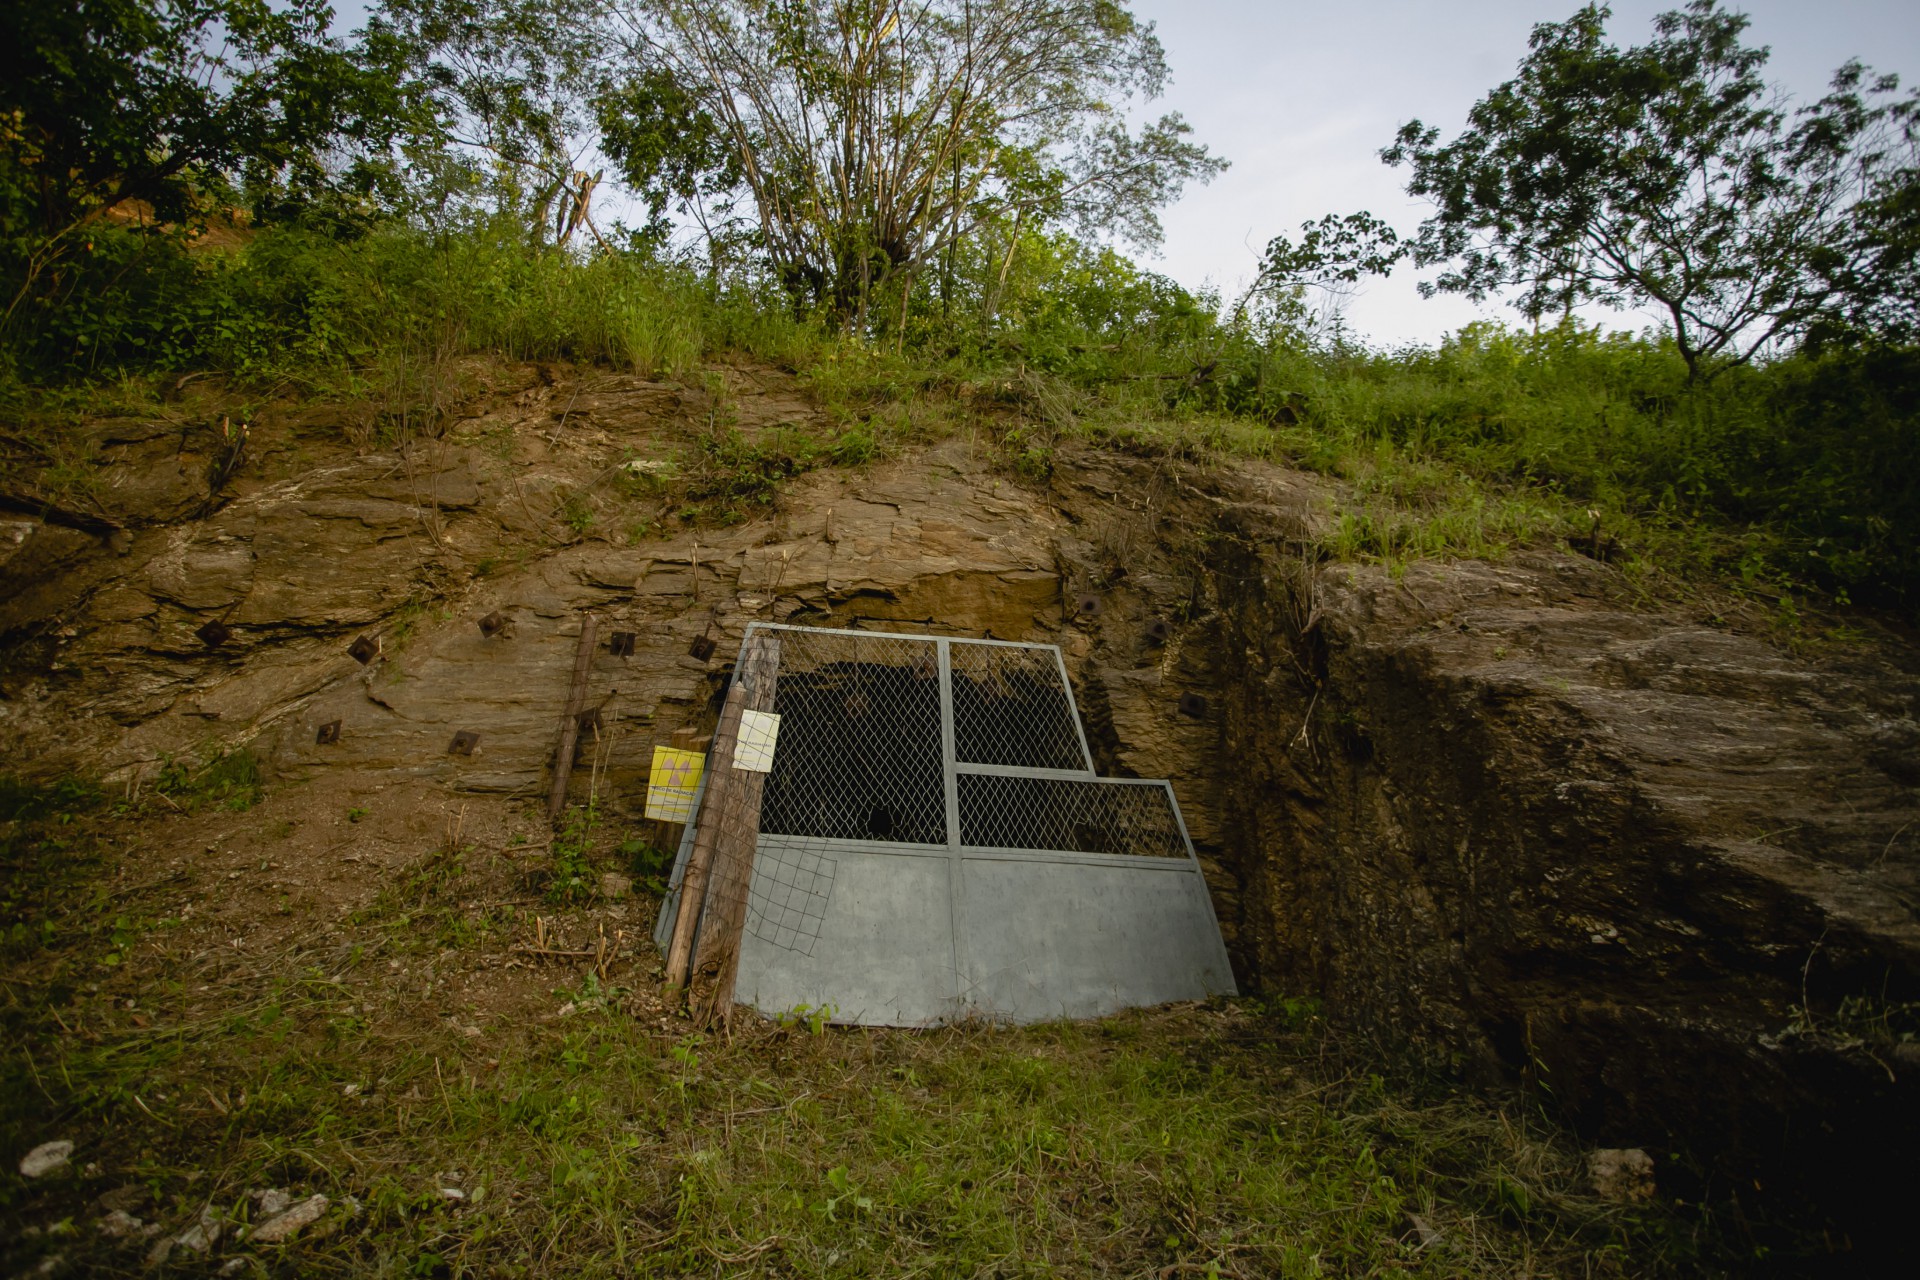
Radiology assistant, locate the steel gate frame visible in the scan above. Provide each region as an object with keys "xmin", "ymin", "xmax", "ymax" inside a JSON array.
[{"xmin": 655, "ymin": 623, "xmax": 1236, "ymax": 1024}]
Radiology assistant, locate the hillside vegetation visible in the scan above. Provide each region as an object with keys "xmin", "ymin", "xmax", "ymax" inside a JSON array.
[
  {"xmin": 0, "ymin": 778, "xmax": 1730, "ymax": 1278},
  {"xmin": 3, "ymin": 4, "xmax": 1918, "ymax": 1275},
  {"xmin": 3, "ymin": 2, "xmax": 1916, "ymax": 617}
]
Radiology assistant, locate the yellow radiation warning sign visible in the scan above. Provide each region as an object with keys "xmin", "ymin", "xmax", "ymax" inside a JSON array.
[{"xmin": 645, "ymin": 746, "xmax": 705, "ymax": 822}]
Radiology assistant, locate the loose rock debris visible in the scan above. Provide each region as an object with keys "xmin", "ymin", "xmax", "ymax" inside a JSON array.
[
  {"xmin": 1588, "ymin": 1147, "xmax": 1656, "ymax": 1202},
  {"xmin": 17, "ymin": 1142, "xmax": 72, "ymax": 1180},
  {"xmin": 247, "ymin": 1193, "xmax": 329, "ymax": 1244}
]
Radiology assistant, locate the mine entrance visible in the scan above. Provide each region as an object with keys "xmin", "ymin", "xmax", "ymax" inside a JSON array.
[{"xmin": 656, "ymin": 624, "xmax": 1234, "ymax": 1024}]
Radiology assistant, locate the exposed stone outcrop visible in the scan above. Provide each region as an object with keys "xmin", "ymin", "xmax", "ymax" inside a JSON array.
[
  {"xmin": 0, "ymin": 371, "xmax": 1083, "ymax": 806},
  {"xmin": 1190, "ymin": 498, "xmax": 1920, "ymax": 1253},
  {"xmin": 4, "ymin": 367, "xmax": 1916, "ymax": 1255},
  {"xmin": 1022, "ymin": 446, "xmax": 1920, "ymax": 1251}
]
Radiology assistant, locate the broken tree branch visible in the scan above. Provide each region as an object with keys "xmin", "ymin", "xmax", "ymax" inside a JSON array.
[{"xmin": 546, "ymin": 612, "xmax": 599, "ymax": 823}]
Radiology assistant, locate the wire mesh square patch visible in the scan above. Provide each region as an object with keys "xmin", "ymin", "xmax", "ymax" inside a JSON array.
[
  {"xmin": 958, "ymin": 775, "xmax": 1187, "ymax": 858},
  {"xmin": 949, "ymin": 641, "xmax": 1089, "ymax": 771},
  {"xmin": 756, "ymin": 629, "xmax": 946, "ymax": 844},
  {"xmin": 744, "ymin": 833, "xmax": 839, "ymax": 956}
]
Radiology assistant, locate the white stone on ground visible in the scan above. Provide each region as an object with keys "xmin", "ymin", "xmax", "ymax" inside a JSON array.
[
  {"xmin": 18, "ymin": 1140, "xmax": 72, "ymax": 1178},
  {"xmin": 249, "ymin": 1193, "xmax": 329, "ymax": 1244},
  {"xmin": 1588, "ymin": 1147, "xmax": 1656, "ymax": 1201}
]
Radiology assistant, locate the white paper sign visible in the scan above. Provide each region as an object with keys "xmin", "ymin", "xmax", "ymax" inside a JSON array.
[{"xmin": 733, "ymin": 709, "xmax": 782, "ymax": 773}]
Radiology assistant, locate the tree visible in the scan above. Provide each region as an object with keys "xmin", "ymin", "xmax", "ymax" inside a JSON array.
[
  {"xmin": 1239, "ymin": 211, "xmax": 1406, "ymax": 337},
  {"xmin": 1251, "ymin": 212, "xmax": 1404, "ymax": 295},
  {"xmin": 359, "ymin": 0, "xmax": 616, "ymax": 243},
  {"xmin": 595, "ymin": 66, "xmax": 747, "ymax": 257},
  {"xmin": 1, "ymin": 0, "xmax": 365, "ymax": 324},
  {"xmin": 1379, "ymin": 1, "xmax": 1919, "ymax": 378},
  {"xmin": 1808, "ymin": 88, "xmax": 1920, "ymax": 346},
  {"xmin": 605, "ymin": 0, "xmax": 1224, "ymax": 323}
]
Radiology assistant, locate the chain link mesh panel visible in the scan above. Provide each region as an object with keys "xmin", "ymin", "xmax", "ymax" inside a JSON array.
[
  {"xmin": 957, "ymin": 774, "xmax": 1188, "ymax": 858},
  {"xmin": 757, "ymin": 629, "xmax": 947, "ymax": 844},
  {"xmin": 949, "ymin": 640, "xmax": 1089, "ymax": 771}
]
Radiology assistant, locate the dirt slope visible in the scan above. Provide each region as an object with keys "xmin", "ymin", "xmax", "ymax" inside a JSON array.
[{"xmin": 4, "ymin": 361, "xmax": 1917, "ymax": 1257}]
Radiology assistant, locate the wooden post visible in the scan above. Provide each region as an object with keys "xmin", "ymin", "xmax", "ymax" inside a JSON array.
[
  {"xmin": 661, "ymin": 632, "xmax": 779, "ymax": 1005},
  {"xmin": 690, "ymin": 655, "xmax": 778, "ymax": 1027},
  {"xmin": 546, "ymin": 612, "xmax": 598, "ymax": 823},
  {"xmin": 691, "ymin": 632, "xmax": 781, "ymax": 1028}
]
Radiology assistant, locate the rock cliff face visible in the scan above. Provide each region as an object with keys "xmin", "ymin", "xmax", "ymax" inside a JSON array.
[
  {"xmin": 0, "ymin": 369, "xmax": 1075, "ymax": 798},
  {"xmin": 1184, "ymin": 490, "xmax": 1920, "ymax": 1250},
  {"xmin": 4, "ymin": 367, "xmax": 1916, "ymax": 1249}
]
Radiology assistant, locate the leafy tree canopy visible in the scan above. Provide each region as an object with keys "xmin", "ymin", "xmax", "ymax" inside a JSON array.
[
  {"xmin": 1253, "ymin": 213, "xmax": 1404, "ymax": 294},
  {"xmin": 594, "ymin": 65, "xmax": 744, "ymax": 253},
  {"xmin": 1378, "ymin": 1, "xmax": 1919, "ymax": 376},
  {"xmin": 603, "ymin": 0, "xmax": 1226, "ymax": 320},
  {"xmin": 1, "ymin": 0, "xmax": 394, "ymax": 338},
  {"xmin": 2, "ymin": 1, "xmax": 373, "ymax": 233},
  {"xmin": 358, "ymin": 0, "xmax": 617, "ymax": 241}
]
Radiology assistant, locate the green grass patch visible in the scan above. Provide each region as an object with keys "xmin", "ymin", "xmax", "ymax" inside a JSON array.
[
  {"xmin": 155, "ymin": 749, "xmax": 263, "ymax": 815},
  {"xmin": 0, "ymin": 807, "xmax": 1779, "ymax": 1276},
  {"xmin": 0, "ymin": 992, "xmax": 1723, "ymax": 1278},
  {"xmin": 5, "ymin": 217, "xmax": 1914, "ymax": 612}
]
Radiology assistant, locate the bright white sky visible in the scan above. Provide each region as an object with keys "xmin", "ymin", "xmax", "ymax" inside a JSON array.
[{"xmin": 1127, "ymin": 1, "xmax": 1920, "ymax": 346}]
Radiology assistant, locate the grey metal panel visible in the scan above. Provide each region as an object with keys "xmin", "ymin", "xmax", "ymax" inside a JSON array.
[
  {"xmin": 953, "ymin": 762, "xmax": 1097, "ymax": 780},
  {"xmin": 1047, "ymin": 642, "xmax": 1098, "ymax": 771},
  {"xmin": 958, "ymin": 857, "xmax": 1238, "ymax": 1021},
  {"xmin": 746, "ymin": 833, "xmax": 949, "ymax": 859},
  {"xmin": 726, "ymin": 841, "xmax": 1232, "ymax": 1027},
  {"xmin": 953, "ymin": 846, "xmax": 1202, "ymax": 871},
  {"xmin": 733, "ymin": 846, "xmax": 957, "ymax": 1026}
]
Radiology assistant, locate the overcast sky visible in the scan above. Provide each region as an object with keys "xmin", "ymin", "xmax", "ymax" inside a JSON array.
[{"xmin": 1127, "ymin": 1, "xmax": 1920, "ymax": 346}]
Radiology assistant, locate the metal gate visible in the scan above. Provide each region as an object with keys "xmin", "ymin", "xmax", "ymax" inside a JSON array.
[{"xmin": 654, "ymin": 624, "xmax": 1235, "ymax": 1025}]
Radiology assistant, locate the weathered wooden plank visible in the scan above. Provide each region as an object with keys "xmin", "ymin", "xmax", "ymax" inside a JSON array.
[
  {"xmin": 662, "ymin": 631, "xmax": 779, "ymax": 1011},
  {"xmin": 689, "ymin": 646, "xmax": 781, "ymax": 1028},
  {"xmin": 546, "ymin": 612, "xmax": 599, "ymax": 823}
]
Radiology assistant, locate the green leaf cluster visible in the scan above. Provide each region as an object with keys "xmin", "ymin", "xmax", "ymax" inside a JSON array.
[{"xmin": 1380, "ymin": 1, "xmax": 1919, "ymax": 376}]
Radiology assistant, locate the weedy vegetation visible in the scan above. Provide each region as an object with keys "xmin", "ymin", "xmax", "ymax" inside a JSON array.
[
  {"xmin": 2, "ymin": 1, "xmax": 1914, "ymax": 1274},
  {"xmin": 0, "ymin": 781, "xmax": 1728, "ymax": 1277},
  {"xmin": 3, "ymin": 2, "xmax": 1916, "ymax": 618}
]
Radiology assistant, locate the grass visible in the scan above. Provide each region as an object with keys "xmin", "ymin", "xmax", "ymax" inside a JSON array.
[
  {"xmin": 1, "ymin": 997, "xmax": 1708, "ymax": 1279},
  {"xmin": 548, "ymin": 805, "xmax": 597, "ymax": 905},
  {"xmin": 0, "ymin": 788, "xmax": 1729, "ymax": 1278},
  {"xmin": 155, "ymin": 749, "xmax": 264, "ymax": 815},
  {"xmin": 7, "ymin": 217, "xmax": 1915, "ymax": 616}
]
